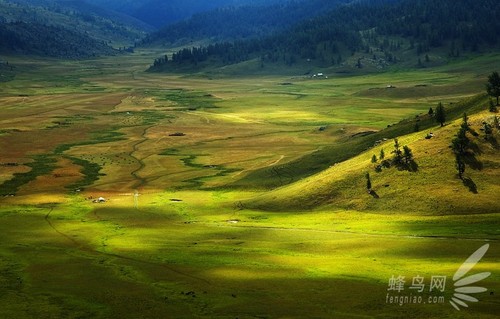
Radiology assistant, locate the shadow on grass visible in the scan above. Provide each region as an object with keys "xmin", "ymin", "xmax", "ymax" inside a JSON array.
[
  {"xmin": 395, "ymin": 160, "xmax": 419, "ymax": 172},
  {"xmin": 463, "ymin": 153, "xmax": 483, "ymax": 171},
  {"xmin": 468, "ymin": 140, "xmax": 483, "ymax": 155},
  {"xmin": 486, "ymin": 136, "xmax": 499, "ymax": 149},
  {"xmin": 462, "ymin": 177, "xmax": 478, "ymax": 194},
  {"xmin": 368, "ymin": 190, "xmax": 380, "ymax": 198}
]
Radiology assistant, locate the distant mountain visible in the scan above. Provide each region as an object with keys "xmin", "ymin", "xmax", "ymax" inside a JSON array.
[
  {"xmin": 141, "ymin": 0, "xmax": 352, "ymax": 46},
  {"xmin": 0, "ymin": 0, "xmax": 151, "ymax": 47},
  {"xmin": 85, "ymin": 0, "xmax": 289, "ymax": 28},
  {"xmin": 149, "ymin": 0, "xmax": 500, "ymax": 73},
  {"xmin": 83, "ymin": 0, "xmax": 145, "ymax": 14},
  {"xmin": 0, "ymin": 21, "xmax": 116, "ymax": 58}
]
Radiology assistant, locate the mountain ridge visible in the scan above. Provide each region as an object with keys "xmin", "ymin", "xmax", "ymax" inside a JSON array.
[{"xmin": 148, "ymin": 0, "xmax": 500, "ymax": 74}]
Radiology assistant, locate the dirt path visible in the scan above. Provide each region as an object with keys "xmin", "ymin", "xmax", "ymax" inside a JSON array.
[
  {"xmin": 44, "ymin": 207, "xmax": 81, "ymax": 246},
  {"xmin": 232, "ymin": 155, "xmax": 285, "ymax": 178},
  {"xmin": 267, "ymin": 155, "xmax": 285, "ymax": 167},
  {"xmin": 129, "ymin": 125, "xmax": 151, "ymax": 190},
  {"xmin": 43, "ymin": 206, "xmax": 212, "ymax": 285}
]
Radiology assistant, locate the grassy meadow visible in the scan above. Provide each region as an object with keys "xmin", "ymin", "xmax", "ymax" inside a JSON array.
[{"xmin": 0, "ymin": 50, "xmax": 499, "ymax": 318}]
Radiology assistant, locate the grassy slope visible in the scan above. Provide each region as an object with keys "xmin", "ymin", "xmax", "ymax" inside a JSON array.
[
  {"xmin": 244, "ymin": 97, "xmax": 500, "ymax": 216},
  {"xmin": 231, "ymin": 93, "xmax": 490, "ymax": 190},
  {"xmin": 0, "ymin": 52, "xmax": 499, "ymax": 319}
]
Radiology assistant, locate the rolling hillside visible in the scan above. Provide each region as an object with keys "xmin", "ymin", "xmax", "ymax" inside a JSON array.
[
  {"xmin": 244, "ymin": 94, "xmax": 500, "ymax": 215},
  {"xmin": 0, "ymin": 1, "xmax": 499, "ymax": 318}
]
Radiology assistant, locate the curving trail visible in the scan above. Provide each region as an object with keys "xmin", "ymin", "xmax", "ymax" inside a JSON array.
[
  {"xmin": 129, "ymin": 125, "xmax": 151, "ymax": 190},
  {"xmin": 44, "ymin": 207, "xmax": 80, "ymax": 246},
  {"xmin": 43, "ymin": 206, "xmax": 212, "ymax": 285},
  {"xmin": 267, "ymin": 155, "xmax": 285, "ymax": 167}
]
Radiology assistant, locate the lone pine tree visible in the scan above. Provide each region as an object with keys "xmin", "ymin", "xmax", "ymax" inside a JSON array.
[
  {"xmin": 487, "ymin": 71, "xmax": 500, "ymax": 106},
  {"xmin": 435, "ymin": 102, "xmax": 446, "ymax": 127}
]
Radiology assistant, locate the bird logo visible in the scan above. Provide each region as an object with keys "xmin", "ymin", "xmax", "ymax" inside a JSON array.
[{"xmin": 450, "ymin": 244, "xmax": 491, "ymax": 311}]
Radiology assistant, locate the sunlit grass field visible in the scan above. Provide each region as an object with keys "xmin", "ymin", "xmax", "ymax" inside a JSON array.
[{"xmin": 0, "ymin": 50, "xmax": 499, "ymax": 318}]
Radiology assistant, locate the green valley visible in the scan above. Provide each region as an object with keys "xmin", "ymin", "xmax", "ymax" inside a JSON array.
[
  {"xmin": 0, "ymin": 0, "xmax": 499, "ymax": 318},
  {"xmin": 0, "ymin": 48, "xmax": 498, "ymax": 318}
]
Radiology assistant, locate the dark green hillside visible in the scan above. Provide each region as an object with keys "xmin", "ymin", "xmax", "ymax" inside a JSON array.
[
  {"xmin": 0, "ymin": 0, "xmax": 150, "ymax": 46},
  {"xmin": 87, "ymin": 0, "xmax": 288, "ymax": 28},
  {"xmin": 141, "ymin": 0, "xmax": 351, "ymax": 46},
  {"xmin": 149, "ymin": 0, "xmax": 500, "ymax": 73},
  {"xmin": 0, "ymin": 22, "xmax": 116, "ymax": 58}
]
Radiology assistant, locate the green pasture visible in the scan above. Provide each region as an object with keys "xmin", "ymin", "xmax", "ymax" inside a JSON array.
[
  {"xmin": 0, "ymin": 193, "xmax": 498, "ymax": 318},
  {"xmin": 0, "ymin": 50, "xmax": 498, "ymax": 318}
]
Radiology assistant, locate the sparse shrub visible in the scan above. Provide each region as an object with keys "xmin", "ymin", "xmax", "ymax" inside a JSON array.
[
  {"xmin": 381, "ymin": 159, "xmax": 391, "ymax": 168},
  {"xmin": 371, "ymin": 155, "xmax": 378, "ymax": 163},
  {"xmin": 483, "ymin": 122, "xmax": 493, "ymax": 136}
]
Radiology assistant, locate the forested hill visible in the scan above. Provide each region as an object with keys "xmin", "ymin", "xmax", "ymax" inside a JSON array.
[
  {"xmin": 0, "ymin": 0, "xmax": 150, "ymax": 52},
  {"xmin": 149, "ymin": 0, "xmax": 500, "ymax": 73},
  {"xmin": 141, "ymin": 0, "xmax": 352, "ymax": 46},
  {"xmin": 85, "ymin": 0, "xmax": 289, "ymax": 28},
  {"xmin": 0, "ymin": 22, "xmax": 116, "ymax": 58}
]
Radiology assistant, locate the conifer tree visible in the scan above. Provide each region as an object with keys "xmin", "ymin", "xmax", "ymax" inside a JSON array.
[
  {"xmin": 487, "ymin": 71, "xmax": 500, "ymax": 106},
  {"xmin": 392, "ymin": 138, "xmax": 403, "ymax": 165},
  {"xmin": 455, "ymin": 155, "xmax": 466, "ymax": 179},
  {"xmin": 435, "ymin": 102, "xmax": 446, "ymax": 127},
  {"xmin": 402, "ymin": 145, "xmax": 414, "ymax": 164},
  {"xmin": 489, "ymin": 99, "xmax": 497, "ymax": 112}
]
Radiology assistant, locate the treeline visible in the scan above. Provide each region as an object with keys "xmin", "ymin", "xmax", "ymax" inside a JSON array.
[
  {"xmin": 0, "ymin": 22, "xmax": 117, "ymax": 58},
  {"xmin": 360, "ymin": 0, "xmax": 500, "ymax": 54},
  {"xmin": 142, "ymin": 0, "xmax": 351, "ymax": 45},
  {"xmin": 149, "ymin": 0, "xmax": 500, "ymax": 72}
]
